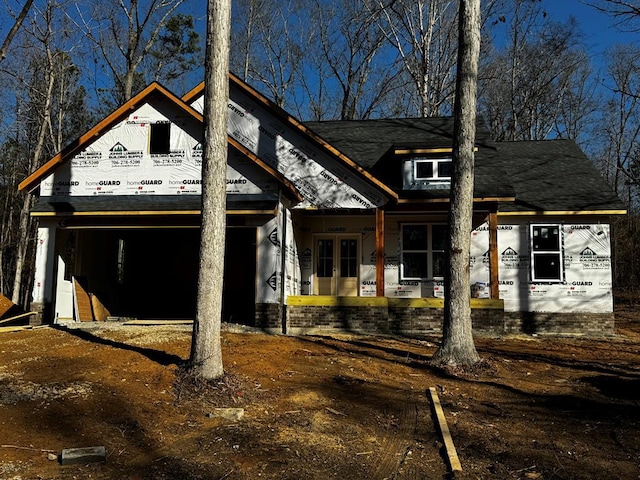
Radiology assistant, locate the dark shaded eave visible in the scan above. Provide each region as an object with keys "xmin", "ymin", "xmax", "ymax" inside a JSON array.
[
  {"xmin": 29, "ymin": 194, "xmax": 280, "ymax": 217},
  {"xmin": 496, "ymin": 139, "xmax": 627, "ymax": 215},
  {"xmin": 19, "ymin": 82, "xmax": 204, "ymax": 194}
]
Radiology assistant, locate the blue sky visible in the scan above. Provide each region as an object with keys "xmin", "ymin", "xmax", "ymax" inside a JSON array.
[{"xmin": 543, "ymin": 0, "xmax": 637, "ymax": 59}]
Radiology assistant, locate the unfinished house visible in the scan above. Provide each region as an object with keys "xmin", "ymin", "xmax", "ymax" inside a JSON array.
[{"xmin": 19, "ymin": 75, "xmax": 626, "ymax": 335}]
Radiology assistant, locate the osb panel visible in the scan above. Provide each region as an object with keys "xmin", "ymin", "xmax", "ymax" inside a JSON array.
[
  {"xmin": 73, "ymin": 278, "xmax": 93, "ymax": 322},
  {"xmin": 90, "ymin": 294, "xmax": 110, "ymax": 322},
  {"xmin": 0, "ymin": 294, "xmax": 15, "ymax": 318}
]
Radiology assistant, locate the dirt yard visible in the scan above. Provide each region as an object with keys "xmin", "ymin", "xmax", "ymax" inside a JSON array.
[{"xmin": 1, "ymin": 307, "xmax": 639, "ymax": 480}]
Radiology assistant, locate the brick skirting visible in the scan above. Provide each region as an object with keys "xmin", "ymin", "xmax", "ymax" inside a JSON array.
[
  {"xmin": 280, "ymin": 296, "xmax": 615, "ymax": 337},
  {"xmin": 504, "ymin": 311, "xmax": 615, "ymax": 336},
  {"xmin": 284, "ymin": 296, "xmax": 506, "ymax": 337}
]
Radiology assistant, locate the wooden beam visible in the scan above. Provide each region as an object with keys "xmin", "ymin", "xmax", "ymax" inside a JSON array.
[
  {"xmin": 488, "ymin": 213, "xmax": 499, "ymax": 299},
  {"xmin": 375, "ymin": 208, "xmax": 385, "ymax": 296},
  {"xmin": 428, "ymin": 387, "xmax": 462, "ymax": 472}
]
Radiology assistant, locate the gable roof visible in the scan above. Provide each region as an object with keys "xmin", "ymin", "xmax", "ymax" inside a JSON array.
[
  {"xmin": 183, "ymin": 74, "xmax": 398, "ymax": 201},
  {"xmin": 18, "ymin": 81, "xmax": 302, "ymax": 203},
  {"xmin": 496, "ymin": 140, "xmax": 626, "ymax": 214},
  {"xmin": 19, "ymin": 82, "xmax": 203, "ymax": 193},
  {"xmin": 304, "ymin": 117, "xmax": 515, "ymax": 202}
]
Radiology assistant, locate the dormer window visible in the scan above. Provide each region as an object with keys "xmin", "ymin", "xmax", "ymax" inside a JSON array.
[
  {"xmin": 402, "ymin": 155, "xmax": 453, "ymax": 190},
  {"xmin": 415, "ymin": 158, "xmax": 452, "ymax": 181}
]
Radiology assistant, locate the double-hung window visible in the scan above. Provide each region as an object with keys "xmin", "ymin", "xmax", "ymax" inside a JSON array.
[
  {"xmin": 530, "ymin": 224, "xmax": 564, "ymax": 282},
  {"xmin": 401, "ymin": 224, "xmax": 447, "ymax": 280}
]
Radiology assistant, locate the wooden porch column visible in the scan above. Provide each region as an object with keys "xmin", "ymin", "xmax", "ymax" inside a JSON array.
[
  {"xmin": 488, "ymin": 212, "xmax": 499, "ymax": 299},
  {"xmin": 375, "ymin": 208, "xmax": 385, "ymax": 297}
]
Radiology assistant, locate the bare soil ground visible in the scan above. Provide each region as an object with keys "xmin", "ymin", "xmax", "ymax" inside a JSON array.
[{"xmin": 1, "ymin": 307, "xmax": 639, "ymax": 480}]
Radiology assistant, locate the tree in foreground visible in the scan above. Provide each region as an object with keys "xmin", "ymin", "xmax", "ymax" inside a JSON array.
[
  {"xmin": 431, "ymin": 0, "xmax": 481, "ymax": 367},
  {"xmin": 189, "ymin": 0, "xmax": 232, "ymax": 380}
]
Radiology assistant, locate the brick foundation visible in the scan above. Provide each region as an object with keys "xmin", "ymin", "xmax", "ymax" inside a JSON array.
[
  {"xmin": 28, "ymin": 302, "xmax": 46, "ymax": 326},
  {"xmin": 504, "ymin": 311, "xmax": 615, "ymax": 336},
  {"xmin": 284, "ymin": 297, "xmax": 507, "ymax": 337},
  {"xmin": 281, "ymin": 297, "xmax": 614, "ymax": 337},
  {"xmin": 255, "ymin": 303, "xmax": 283, "ymax": 332}
]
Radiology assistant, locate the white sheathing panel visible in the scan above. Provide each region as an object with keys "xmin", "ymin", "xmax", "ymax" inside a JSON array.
[
  {"xmin": 31, "ymin": 220, "xmax": 57, "ymax": 306},
  {"xmin": 470, "ymin": 223, "xmax": 491, "ymax": 291},
  {"xmin": 283, "ymin": 209, "xmax": 301, "ymax": 299},
  {"xmin": 256, "ymin": 207, "xmax": 300, "ymax": 305},
  {"xmin": 54, "ymin": 255, "xmax": 74, "ymax": 321},
  {"xmin": 190, "ymin": 85, "xmax": 387, "ymax": 209},
  {"xmin": 256, "ymin": 217, "xmax": 279, "ymax": 304},
  {"xmin": 40, "ymin": 102, "xmax": 280, "ymax": 198},
  {"xmin": 497, "ymin": 221, "xmax": 613, "ymax": 313}
]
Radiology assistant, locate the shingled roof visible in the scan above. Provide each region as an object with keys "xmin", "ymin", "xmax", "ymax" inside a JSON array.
[
  {"xmin": 305, "ymin": 117, "xmax": 625, "ymax": 213},
  {"xmin": 305, "ymin": 117, "xmax": 514, "ymax": 200},
  {"xmin": 496, "ymin": 140, "xmax": 625, "ymax": 213}
]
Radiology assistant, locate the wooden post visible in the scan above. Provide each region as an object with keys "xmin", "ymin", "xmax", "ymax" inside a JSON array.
[
  {"xmin": 375, "ymin": 208, "xmax": 385, "ymax": 297},
  {"xmin": 488, "ymin": 212, "xmax": 499, "ymax": 299}
]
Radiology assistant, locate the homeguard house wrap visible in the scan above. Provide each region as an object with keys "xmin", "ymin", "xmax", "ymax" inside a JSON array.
[{"xmin": 19, "ymin": 75, "xmax": 626, "ymax": 335}]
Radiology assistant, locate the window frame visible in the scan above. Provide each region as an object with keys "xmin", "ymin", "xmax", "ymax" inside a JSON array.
[
  {"xmin": 400, "ymin": 223, "xmax": 447, "ymax": 281},
  {"xmin": 149, "ymin": 121, "xmax": 171, "ymax": 155},
  {"xmin": 530, "ymin": 224, "xmax": 565, "ymax": 283},
  {"xmin": 414, "ymin": 158, "xmax": 452, "ymax": 181}
]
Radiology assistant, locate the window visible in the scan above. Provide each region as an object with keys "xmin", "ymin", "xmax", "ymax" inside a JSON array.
[
  {"xmin": 415, "ymin": 158, "xmax": 452, "ymax": 180},
  {"xmin": 340, "ymin": 239, "xmax": 358, "ymax": 278},
  {"xmin": 401, "ymin": 224, "xmax": 447, "ymax": 280},
  {"xmin": 150, "ymin": 122, "xmax": 171, "ymax": 154},
  {"xmin": 530, "ymin": 224, "xmax": 564, "ymax": 282},
  {"xmin": 316, "ymin": 239, "xmax": 334, "ymax": 278}
]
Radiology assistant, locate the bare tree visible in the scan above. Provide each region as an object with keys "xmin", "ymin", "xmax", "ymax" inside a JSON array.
[
  {"xmin": 231, "ymin": 0, "xmax": 305, "ymax": 109},
  {"xmin": 0, "ymin": 0, "xmax": 34, "ymax": 62},
  {"xmin": 431, "ymin": 0, "xmax": 481, "ymax": 367},
  {"xmin": 189, "ymin": 0, "xmax": 231, "ymax": 380},
  {"xmin": 371, "ymin": 0, "xmax": 460, "ymax": 117},
  {"xmin": 6, "ymin": 1, "xmax": 85, "ymax": 306},
  {"xmin": 587, "ymin": 0, "xmax": 640, "ymax": 30},
  {"xmin": 595, "ymin": 45, "xmax": 640, "ymax": 202},
  {"xmin": 479, "ymin": 3, "xmax": 593, "ymax": 141},
  {"xmin": 75, "ymin": 0, "xmax": 195, "ymax": 107},
  {"xmin": 301, "ymin": 0, "xmax": 404, "ymax": 120}
]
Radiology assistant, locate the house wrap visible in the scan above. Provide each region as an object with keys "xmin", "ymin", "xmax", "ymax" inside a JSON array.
[{"xmin": 19, "ymin": 75, "xmax": 626, "ymax": 335}]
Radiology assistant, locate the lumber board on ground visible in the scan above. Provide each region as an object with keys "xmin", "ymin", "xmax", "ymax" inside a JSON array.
[
  {"xmin": 428, "ymin": 386, "xmax": 462, "ymax": 472},
  {"xmin": 0, "ymin": 312, "xmax": 38, "ymax": 325}
]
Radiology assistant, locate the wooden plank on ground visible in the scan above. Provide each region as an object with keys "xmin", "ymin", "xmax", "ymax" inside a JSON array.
[
  {"xmin": 0, "ymin": 312, "xmax": 38, "ymax": 325},
  {"xmin": 428, "ymin": 386, "xmax": 462, "ymax": 472}
]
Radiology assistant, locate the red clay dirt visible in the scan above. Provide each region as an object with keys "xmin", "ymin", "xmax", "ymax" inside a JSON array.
[{"xmin": 0, "ymin": 306, "xmax": 639, "ymax": 479}]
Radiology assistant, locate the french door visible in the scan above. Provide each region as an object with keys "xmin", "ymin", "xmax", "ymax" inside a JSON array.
[{"xmin": 314, "ymin": 235, "xmax": 359, "ymax": 296}]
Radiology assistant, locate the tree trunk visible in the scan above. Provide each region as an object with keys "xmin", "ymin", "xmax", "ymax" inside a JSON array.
[
  {"xmin": 189, "ymin": 0, "xmax": 231, "ymax": 380},
  {"xmin": 431, "ymin": 0, "xmax": 481, "ymax": 367}
]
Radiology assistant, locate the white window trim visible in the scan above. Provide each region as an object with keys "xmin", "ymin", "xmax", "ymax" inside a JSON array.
[
  {"xmin": 400, "ymin": 223, "xmax": 446, "ymax": 280},
  {"xmin": 530, "ymin": 223, "xmax": 565, "ymax": 283},
  {"xmin": 414, "ymin": 158, "xmax": 452, "ymax": 181}
]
